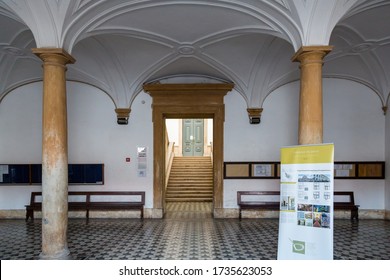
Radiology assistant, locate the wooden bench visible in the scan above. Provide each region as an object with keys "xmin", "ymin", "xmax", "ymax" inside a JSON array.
[
  {"xmin": 237, "ymin": 191, "xmax": 359, "ymax": 220},
  {"xmin": 237, "ymin": 191, "xmax": 280, "ymax": 219},
  {"xmin": 25, "ymin": 191, "xmax": 145, "ymax": 221},
  {"xmin": 334, "ymin": 191, "xmax": 359, "ymax": 220}
]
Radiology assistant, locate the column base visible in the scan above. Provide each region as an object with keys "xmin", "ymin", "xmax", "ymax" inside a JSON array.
[
  {"xmin": 39, "ymin": 248, "xmax": 72, "ymax": 260},
  {"xmin": 150, "ymin": 208, "xmax": 164, "ymax": 218}
]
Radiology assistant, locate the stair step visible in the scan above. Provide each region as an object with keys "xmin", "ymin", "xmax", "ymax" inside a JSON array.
[
  {"xmin": 168, "ymin": 184, "xmax": 212, "ymax": 186},
  {"xmin": 166, "ymin": 198, "xmax": 213, "ymax": 202},
  {"xmin": 167, "ymin": 184, "xmax": 213, "ymax": 191},
  {"xmin": 167, "ymin": 156, "xmax": 213, "ymax": 202},
  {"xmin": 168, "ymin": 182, "xmax": 213, "ymax": 185},
  {"xmin": 166, "ymin": 192, "xmax": 213, "ymax": 196},
  {"xmin": 167, "ymin": 187, "xmax": 213, "ymax": 191},
  {"xmin": 167, "ymin": 188, "xmax": 212, "ymax": 192},
  {"xmin": 169, "ymin": 177, "xmax": 212, "ymax": 180},
  {"xmin": 172, "ymin": 167, "xmax": 212, "ymax": 169}
]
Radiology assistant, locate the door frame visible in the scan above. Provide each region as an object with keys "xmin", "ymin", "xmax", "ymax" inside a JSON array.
[{"xmin": 143, "ymin": 83, "xmax": 234, "ymax": 217}]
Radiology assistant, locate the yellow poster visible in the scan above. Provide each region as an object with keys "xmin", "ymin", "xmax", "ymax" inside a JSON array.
[
  {"xmin": 278, "ymin": 144, "xmax": 334, "ymax": 260},
  {"xmin": 281, "ymin": 144, "xmax": 334, "ymax": 165}
]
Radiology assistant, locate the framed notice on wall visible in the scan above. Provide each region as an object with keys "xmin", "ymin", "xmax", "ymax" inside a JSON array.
[
  {"xmin": 334, "ymin": 163, "xmax": 355, "ymax": 177},
  {"xmin": 224, "ymin": 162, "xmax": 279, "ymax": 179},
  {"xmin": 0, "ymin": 163, "xmax": 104, "ymax": 185},
  {"xmin": 224, "ymin": 161, "xmax": 384, "ymax": 180},
  {"xmin": 252, "ymin": 164, "xmax": 273, "ymax": 177},
  {"xmin": 333, "ymin": 161, "xmax": 385, "ymax": 179},
  {"xmin": 224, "ymin": 163, "xmax": 249, "ymax": 178},
  {"xmin": 137, "ymin": 146, "xmax": 147, "ymax": 177}
]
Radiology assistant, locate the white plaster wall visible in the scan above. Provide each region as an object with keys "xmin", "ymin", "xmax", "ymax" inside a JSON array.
[
  {"xmin": 224, "ymin": 84, "xmax": 299, "ymax": 207},
  {"xmin": 0, "ymin": 83, "xmax": 43, "ymax": 210},
  {"xmin": 324, "ymin": 79, "xmax": 385, "ymax": 210},
  {"xmin": 67, "ymin": 83, "xmax": 153, "ymax": 207},
  {"xmin": 0, "ymin": 82, "xmax": 154, "ymax": 210},
  {"xmin": 223, "ymin": 79, "xmax": 385, "ymax": 210},
  {"xmin": 166, "ymin": 119, "xmax": 180, "ymax": 145},
  {"xmin": 224, "ymin": 85, "xmax": 299, "ymax": 162},
  {"xmin": 0, "ymin": 83, "xmax": 42, "ymax": 162},
  {"xmin": 0, "ymin": 78, "xmax": 387, "ymax": 213},
  {"xmin": 323, "ymin": 79, "xmax": 385, "ymax": 161}
]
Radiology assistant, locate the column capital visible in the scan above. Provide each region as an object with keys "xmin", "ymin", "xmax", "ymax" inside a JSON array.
[
  {"xmin": 292, "ymin": 46, "xmax": 333, "ymax": 63},
  {"xmin": 32, "ymin": 48, "xmax": 76, "ymax": 65}
]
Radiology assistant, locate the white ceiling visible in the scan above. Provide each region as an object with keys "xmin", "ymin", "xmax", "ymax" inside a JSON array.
[{"xmin": 0, "ymin": 0, "xmax": 389, "ymax": 114}]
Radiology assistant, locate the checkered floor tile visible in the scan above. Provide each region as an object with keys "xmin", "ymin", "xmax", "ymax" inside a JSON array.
[{"xmin": 0, "ymin": 203, "xmax": 389, "ymax": 260}]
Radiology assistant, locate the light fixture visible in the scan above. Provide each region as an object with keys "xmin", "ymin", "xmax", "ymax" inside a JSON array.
[
  {"xmin": 115, "ymin": 108, "xmax": 131, "ymax": 125},
  {"xmin": 247, "ymin": 108, "xmax": 263, "ymax": 124}
]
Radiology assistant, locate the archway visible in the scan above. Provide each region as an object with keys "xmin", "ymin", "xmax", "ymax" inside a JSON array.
[{"xmin": 143, "ymin": 83, "xmax": 234, "ymax": 218}]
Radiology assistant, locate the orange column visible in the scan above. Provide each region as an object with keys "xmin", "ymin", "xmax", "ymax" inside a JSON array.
[
  {"xmin": 292, "ymin": 46, "xmax": 333, "ymax": 145},
  {"xmin": 32, "ymin": 48, "xmax": 75, "ymax": 259}
]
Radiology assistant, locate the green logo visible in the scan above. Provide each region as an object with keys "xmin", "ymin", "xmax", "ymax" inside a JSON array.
[{"xmin": 292, "ymin": 240, "xmax": 305, "ymax": 254}]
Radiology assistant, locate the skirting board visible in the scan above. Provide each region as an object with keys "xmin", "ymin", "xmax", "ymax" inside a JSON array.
[{"xmin": 0, "ymin": 209, "xmax": 388, "ymax": 220}]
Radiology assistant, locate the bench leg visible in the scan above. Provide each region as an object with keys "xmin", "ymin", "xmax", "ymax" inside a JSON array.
[
  {"xmin": 351, "ymin": 209, "xmax": 359, "ymax": 221},
  {"xmin": 141, "ymin": 207, "xmax": 144, "ymax": 219},
  {"xmin": 239, "ymin": 209, "xmax": 242, "ymax": 220},
  {"xmin": 25, "ymin": 209, "xmax": 34, "ymax": 222},
  {"xmin": 25, "ymin": 210, "xmax": 31, "ymax": 222}
]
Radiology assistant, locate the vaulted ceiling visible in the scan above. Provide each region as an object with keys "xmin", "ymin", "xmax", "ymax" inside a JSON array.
[{"xmin": 0, "ymin": 0, "xmax": 389, "ymax": 114}]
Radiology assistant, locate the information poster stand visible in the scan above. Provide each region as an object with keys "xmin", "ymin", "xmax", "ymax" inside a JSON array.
[{"xmin": 277, "ymin": 144, "xmax": 334, "ymax": 260}]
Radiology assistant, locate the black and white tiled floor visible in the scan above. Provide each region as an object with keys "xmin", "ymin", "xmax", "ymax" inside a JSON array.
[{"xmin": 1, "ymin": 203, "xmax": 389, "ymax": 260}]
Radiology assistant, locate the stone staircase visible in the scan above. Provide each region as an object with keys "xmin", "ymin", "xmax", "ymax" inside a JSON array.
[{"xmin": 166, "ymin": 156, "xmax": 213, "ymax": 202}]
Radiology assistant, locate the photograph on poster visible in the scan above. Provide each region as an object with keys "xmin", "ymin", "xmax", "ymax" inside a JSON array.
[
  {"xmin": 298, "ymin": 174, "xmax": 330, "ymax": 182},
  {"xmin": 297, "ymin": 203, "xmax": 312, "ymax": 211},
  {"xmin": 280, "ymin": 196, "xmax": 296, "ymax": 210},
  {"xmin": 324, "ymin": 192, "xmax": 331, "ymax": 200},
  {"xmin": 281, "ymin": 196, "xmax": 288, "ymax": 210},
  {"xmin": 305, "ymin": 212, "xmax": 313, "ymax": 227},
  {"xmin": 321, "ymin": 213, "xmax": 331, "ymax": 228},
  {"xmin": 313, "ymin": 205, "xmax": 330, "ymax": 213},
  {"xmin": 298, "ymin": 206, "xmax": 331, "ymax": 228},
  {"xmin": 305, "ymin": 220, "xmax": 313, "ymax": 227},
  {"xmin": 297, "ymin": 211, "xmax": 305, "ymax": 225},
  {"xmin": 313, "ymin": 213, "xmax": 322, "ymax": 227}
]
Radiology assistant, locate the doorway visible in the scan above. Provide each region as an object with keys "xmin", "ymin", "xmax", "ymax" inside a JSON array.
[
  {"xmin": 143, "ymin": 83, "xmax": 234, "ymax": 218},
  {"xmin": 166, "ymin": 118, "xmax": 213, "ymax": 157},
  {"xmin": 165, "ymin": 118, "xmax": 213, "ymax": 216}
]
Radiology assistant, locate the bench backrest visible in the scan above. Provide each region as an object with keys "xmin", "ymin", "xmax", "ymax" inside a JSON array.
[
  {"xmin": 237, "ymin": 191, "xmax": 280, "ymax": 204},
  {"xmin": 30, "ymin": 192, "xmax": 42, "ymax": 204},
  {"xmin": 29, "ymin": 191, "xmax": 145, "ymax": 204},
  {"xmin": 237, "ymin": 191, "xmax": 356, "ymax": 204},
  {"xmin": 334, "ymin": 191, "xmax": 355, "ymax": 204}
]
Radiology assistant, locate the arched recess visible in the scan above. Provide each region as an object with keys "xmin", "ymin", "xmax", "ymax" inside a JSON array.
[{"xmin": 143, "ymin": 83, "xmax": 234, "ymax": 218}]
